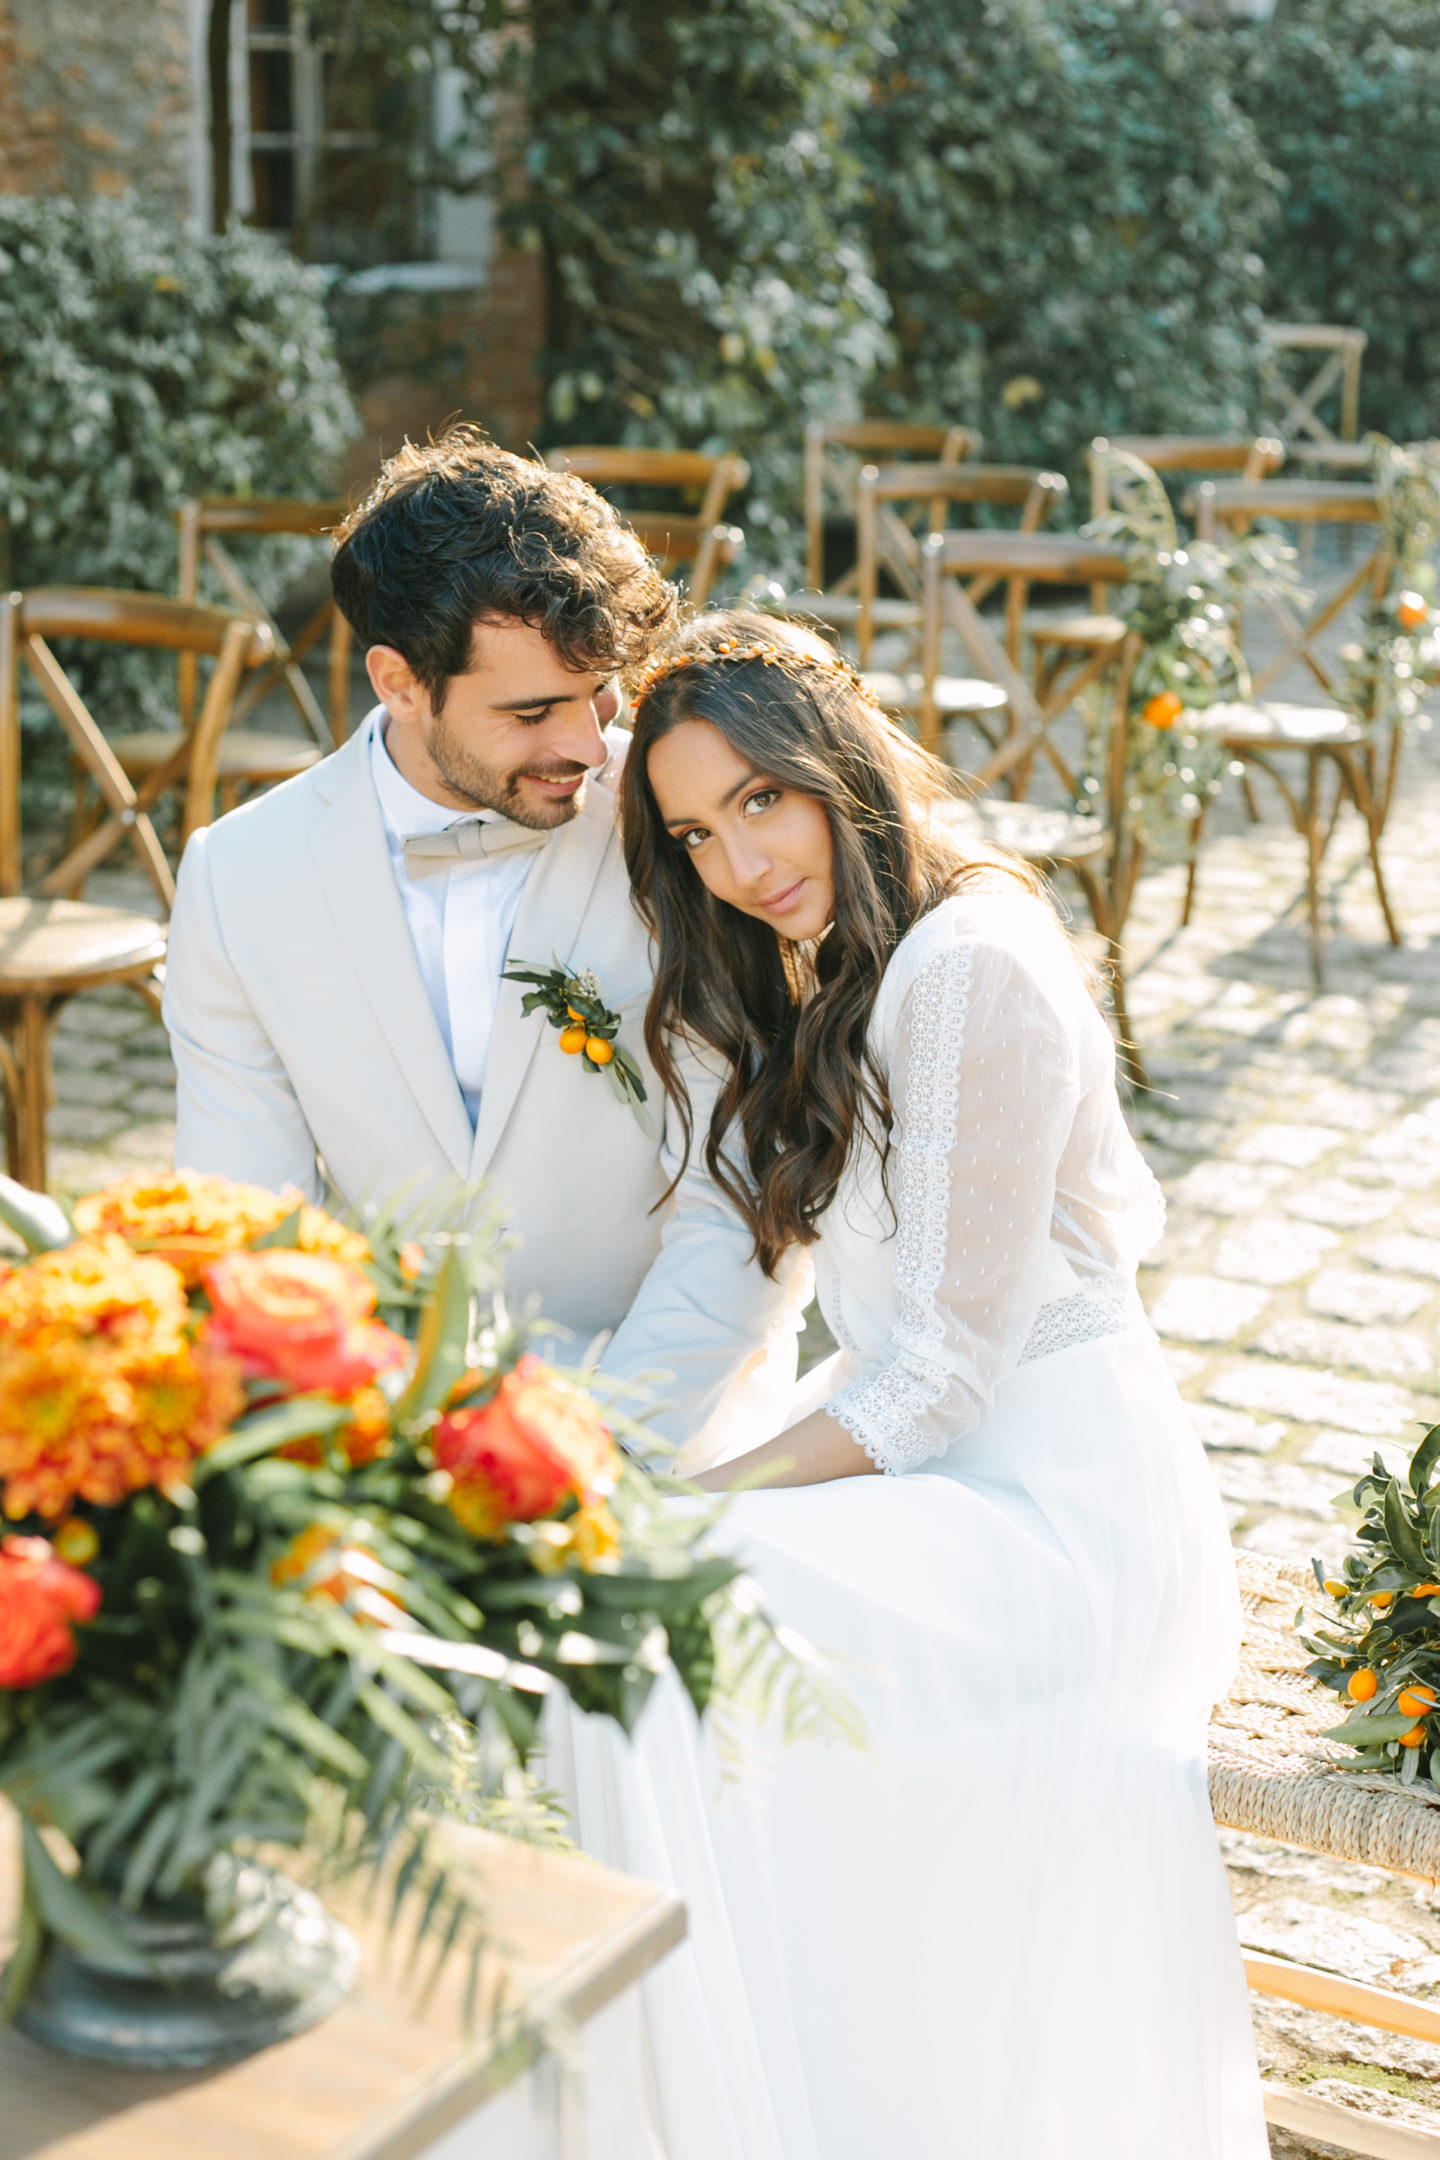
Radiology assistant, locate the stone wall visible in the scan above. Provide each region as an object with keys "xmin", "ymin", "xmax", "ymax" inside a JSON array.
[{"xmin": 0, "ymin": 0, "xmax": 201, "ymax": 214}]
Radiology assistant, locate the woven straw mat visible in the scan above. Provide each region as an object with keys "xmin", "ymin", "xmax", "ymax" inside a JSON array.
[{"xmin": 1208, "ymin": 1551, "xmax": 1440, "ymax": 1881}]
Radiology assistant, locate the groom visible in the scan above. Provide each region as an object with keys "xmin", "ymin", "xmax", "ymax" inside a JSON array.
[{"xmin": 162, "ymin": 426, "xmax": 804, "ymax": 1449}]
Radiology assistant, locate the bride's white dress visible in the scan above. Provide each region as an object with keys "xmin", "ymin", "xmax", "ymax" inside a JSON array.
[{"xmin": 555, "ymin": 888, "xmax": 1268, "ymax": 2159}]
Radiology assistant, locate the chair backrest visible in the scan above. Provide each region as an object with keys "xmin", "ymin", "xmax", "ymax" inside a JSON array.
[
  {"xmin": 803, "ymin": 421, "xmax": 982, "ymax": 589},
  {"xmin": 1262, "ymin": 322, "xmax": 1367, "ymax": 446},
  {"xmin": 853, "ymin": 463, "xmax": 1068, "ymax": 665},
  {"xmin": 1190, "ymin": 480, "xmax": 1387, "ymax": 704},
  {"xmin": 1192, "ymin": 478, "xmax": 1381, "ymax": 539},
  {"xmin": 919, "ymin": 532, "xmax": 1130, "ymax": 769},
  {"xmin": 1090, "ymin": 435, "xmax": 1284, "ymax": 518},
  {"xmin": 177, "ymin": 497, "xmax": 353, "ymax": 749},
  {"xmin": 0, "ymin": 588, "xmax": 270, "ymax": 906},
  {"xmin": 543, "ymin": 447, "xmax": 748, "ymax": 604}
]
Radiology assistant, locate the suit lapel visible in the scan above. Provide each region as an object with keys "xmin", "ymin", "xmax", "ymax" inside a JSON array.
[
  {"xmin": 308, "ymin": 718, "xmax": 474, "ymax": 1177},
  {"xmin": 469, "ymin": 778, "xmax": 616, "ymax": 1181}
]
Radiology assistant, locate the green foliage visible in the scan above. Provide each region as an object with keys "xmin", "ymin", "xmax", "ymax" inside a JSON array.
[
  {"xmin": 860, "ymin": 0, "xmax": 1278, "ymax": 490},
  {"xmin": 483, "ymin": 0, "xmax": 900, "ymax": 554},
  {"xmin": 1340, "ymin": 438, "xmax": 1440, "ymax": 733},
  {"xmin": 1079, "ymin": 449, "xmax": 1298, "ymax": 861},
  {"xmin": 0, "ymin": 194, "xmax": 359, "ymax": 600},
  {"xmin": 1226, "ymin": 0, "xmax": 1440, "ymax": 443},
  {"xmin": 1302, "ymin": 1419, "xmax": 1440, "ymax": 1789}
]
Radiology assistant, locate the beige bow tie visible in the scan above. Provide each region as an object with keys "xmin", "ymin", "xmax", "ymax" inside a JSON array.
[{"xmin": 401, "ymin": 819, "xmax": 550, "ymax": 880}]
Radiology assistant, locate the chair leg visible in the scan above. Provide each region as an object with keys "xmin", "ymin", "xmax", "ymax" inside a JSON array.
[
  {"xmin": 1304, "ymin": 751, "xmax": 1325, "ymax": 991},
  {"xmin": 1068, "ymin": 860, "xmax": 1146, "ymax": 1090},
  {"xmin": 1180, "ymin": 809, "xmax": 1208, "ymax": 928},
  {"xmin": 219, "ymin": 778, "xmax": 241, "ymax": 817},
  {"xmin": 1241, "ymin": 768, "xmax": 1262, "ymax": 824},
  {"xmin": 14, "ymin": 996, "xmax": 52, "ymax": 1192}
]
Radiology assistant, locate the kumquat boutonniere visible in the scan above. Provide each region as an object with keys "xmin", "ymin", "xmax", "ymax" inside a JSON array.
[{"xmin": 503, "ymin": 956, "xmax": 653, "ymax": 1132}]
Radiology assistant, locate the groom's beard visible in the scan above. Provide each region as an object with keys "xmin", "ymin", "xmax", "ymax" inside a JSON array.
[{"xmin": 425, "ymin": 712, "xmax": 589, "ymax": 828}]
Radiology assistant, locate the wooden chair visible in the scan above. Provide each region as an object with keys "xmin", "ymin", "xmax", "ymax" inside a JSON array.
[
  {"xmin": 0, "ymin": 591, "xmax": 267, "ymax": 1186},
  {"xmin": 854, "ymin": 462, "xmax": 1067, "ymax": 672},
  {"xmin": 1028, "ymin": 436, "xmax": 1287, "ymax": 694},
  {"xmin": 543, "ymin": 449, "xmax": 747, "ymax": 607},
  {"xmin": 920, "ymin": 527, "xmax": 1129, "ymax": 798},
  {"xmin": 785, "ymin": 421, "xmax": 982, "ymax": 638},
  {"xmin": 178, "ymin": 498, "xmax": 354, "ymax": 754},
  {"xmin": 1261, "ymin": 322, "xmax": 1367, "ymax": 454},
  {"xmin": 1182, "ymin": 477, "xmax": 1394, "ymax": 983},
  {"xmin": 918, "ymin": 535, "xmax": 1147, "ymax": 1078}
]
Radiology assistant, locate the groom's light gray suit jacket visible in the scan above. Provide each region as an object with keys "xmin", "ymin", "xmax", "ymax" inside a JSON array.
[{"xmin": 162, "ymin": 713, "xmax": 805, "ymax": 1447}]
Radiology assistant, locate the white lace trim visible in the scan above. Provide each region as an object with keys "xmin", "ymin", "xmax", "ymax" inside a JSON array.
[
  {"xmin": 1017, "ymin": 1276, "xmax": 1141, "ymax": 1365},
  {"xmin": 827, "ymin": 946, "xmax": 972, "ymax": 1475}
]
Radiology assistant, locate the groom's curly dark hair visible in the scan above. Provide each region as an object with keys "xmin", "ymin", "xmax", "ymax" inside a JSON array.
[{"xmin": 331, "ymin": 424, "xmax": 677, "ymax": 708}]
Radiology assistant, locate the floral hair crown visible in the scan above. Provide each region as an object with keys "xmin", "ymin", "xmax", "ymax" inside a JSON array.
[{"xmin": 630, "ymin": 635, "xmax": 884, "ymax": 713}]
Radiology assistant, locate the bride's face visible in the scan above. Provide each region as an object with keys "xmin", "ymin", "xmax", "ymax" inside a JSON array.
[{"xmin": 646, "ymin": 719, "xmax": 834, "ymax": 941}]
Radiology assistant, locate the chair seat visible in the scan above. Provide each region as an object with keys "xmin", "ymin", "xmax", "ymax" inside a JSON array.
[
  {"xmin": 942, "ymin": 800, "xmax": 1109, "ymax": 866},
  {"xmin": 108, "ymin": 730, "xmax": 326, "ymax": 781},
  {"xmin": 1026, "ymin": 611, "xmax": 1127, "ymax": 649},
  {"xmin": 783, "ymin": 593, "xmax": 922, "ymax": 629},
  {"xmin": 863, "ymin": 672, "xmax": 1009, "ymax": 717},
  {"xmin": 0, "ymin": 898, "xmax": 166, "ymax": 994},
  {"xmin": 1196, "ymin": 700, "xmax": 1362, "ymax": 749}
]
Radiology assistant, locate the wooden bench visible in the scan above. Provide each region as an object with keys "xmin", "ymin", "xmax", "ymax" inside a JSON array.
[{"xmin": 1213, "ymin": 1552, "xmax": 1440, "ymax": 2158}]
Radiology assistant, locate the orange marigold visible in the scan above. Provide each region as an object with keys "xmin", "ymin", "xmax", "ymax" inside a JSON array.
[
  {"xmin": 74, "ymin": 1171, "xmax": 369, "ymax": 1288},
  {"xmin": 0, "ymin": 1238, "xmax": 244, "ymax": 1520}
]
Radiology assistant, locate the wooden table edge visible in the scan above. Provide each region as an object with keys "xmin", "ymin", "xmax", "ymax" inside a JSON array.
[{"xmin": 330, "ymin": 1882, "xmax": 686, "ymax": 2160}]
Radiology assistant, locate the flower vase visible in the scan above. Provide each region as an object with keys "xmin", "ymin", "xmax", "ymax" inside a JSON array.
[{"xmin": 12, "ymin": 1858, "xmax": 358, "ymax": 2070}]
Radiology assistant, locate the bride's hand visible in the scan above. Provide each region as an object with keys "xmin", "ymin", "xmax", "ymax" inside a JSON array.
[{"xmin": 688, "ymin": 1411, "xmax": 879, "ymax": 1492}]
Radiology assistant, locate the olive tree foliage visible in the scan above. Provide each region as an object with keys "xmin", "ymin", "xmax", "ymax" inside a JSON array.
[
  {"xmin": 1225, "ymin": 0, "xmax": 1440, "ymax": 442},
  {"xmin": 858, "ymin": 0, "xmax": 1280, "ymax": 487},
  {"xmin": 467, "ymin": 0, "xmax": 901, "ymax": 555}
]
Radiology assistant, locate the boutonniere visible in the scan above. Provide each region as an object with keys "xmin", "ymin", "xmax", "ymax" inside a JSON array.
[{"xmin": 503, "ymin": 957, "xmax": 654, "ymax": 1134}]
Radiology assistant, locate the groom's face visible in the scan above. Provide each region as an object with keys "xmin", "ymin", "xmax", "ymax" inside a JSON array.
[{"xmin": 368, "ymin": 616, "xmax": 622, "ymax": 826}]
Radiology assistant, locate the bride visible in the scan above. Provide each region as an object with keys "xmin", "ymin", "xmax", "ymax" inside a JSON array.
[{"xmin": 553, "ymin": 611, "xmax": 1267, "ymax": 2158}]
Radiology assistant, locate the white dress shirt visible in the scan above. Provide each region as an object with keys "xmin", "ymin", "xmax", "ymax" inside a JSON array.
[{"xmin": 369, "ymin": 719, "xmax": 540, "ymax": 1127}]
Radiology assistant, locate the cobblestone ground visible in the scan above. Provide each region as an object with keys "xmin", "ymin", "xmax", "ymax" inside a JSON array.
[{"xmin": 37, "ymin": 572, "xmax": 1440, "ymax": 2151}]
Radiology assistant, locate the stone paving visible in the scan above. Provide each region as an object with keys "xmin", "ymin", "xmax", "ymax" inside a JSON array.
[{"xmin": 33, "ymin": 572, "xmax": 1440, "ymax": 2152}]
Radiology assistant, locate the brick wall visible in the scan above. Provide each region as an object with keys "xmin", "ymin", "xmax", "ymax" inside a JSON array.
[{"xmin": 0, "ymin": 0, "xmax": 199, "ymax": 212}]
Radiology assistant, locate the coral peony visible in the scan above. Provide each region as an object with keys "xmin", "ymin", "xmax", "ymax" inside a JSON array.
[
  {"xmin": 435, "ymin": 1355, "xmax": 619, "ymax": 1538},
  {"xmin": 203, "ymin": 1250, "xmax": 408, "ymax": 1398},
  {"xmin": 75, "ymin": 1171, "xmax": 369, "ymax": 1287},
  {"xmin": 0, "ymin": 1535, "xmax": 101, "ymax": 1688}
]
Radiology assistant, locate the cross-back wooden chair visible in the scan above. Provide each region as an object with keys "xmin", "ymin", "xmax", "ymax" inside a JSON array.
[
  {"xmin": 178, "ymin": 498, "xmax": 354, "ymax": 751},
  {"xmin": 924, "ymin": 570, "xmax": 1147, "ymax": 1085},
  {"xmin": 1261, "ymin": 322, "xmax": 1367, "ymax": 453},
  {"xmin": 1179, "ymin": 477, "xmax": 1394, "ymax": 984},
  {"xmin": 1027, "ymin": 436, "xmax": 1287, "ymax": 695},
  {"xmin": 853, "ymin": 462, "xmax": 1068, "ymax": 675},
  {"xmin": 783, "ymin": 421, "xmax": 982, "ymax": 638},
  {"xmin": 920, "ymin": 526, "xmax": 1130, "ymax": 802},
  {"xmin": 0, "ymin": 591, "xmax": 268, "ymax": 1186},
  {"xmin": 543, "ymin": 449, "xmax": 747, "ymax": 607}
]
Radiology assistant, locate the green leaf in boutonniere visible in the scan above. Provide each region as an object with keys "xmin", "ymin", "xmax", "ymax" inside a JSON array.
[{"xmin": 503, "ymin": 956, "xmax": 654, "ymax": 1136}]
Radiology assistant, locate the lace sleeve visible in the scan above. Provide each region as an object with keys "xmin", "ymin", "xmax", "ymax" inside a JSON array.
[{"xmin": 825, "ymin": 934, "xmax": 1080, "ymax": 1474}]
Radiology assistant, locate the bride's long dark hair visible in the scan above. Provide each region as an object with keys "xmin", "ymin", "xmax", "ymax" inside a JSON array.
[{"xmin": 621, "ymin": 610, "xmax": 1041, "ymax": 1276}]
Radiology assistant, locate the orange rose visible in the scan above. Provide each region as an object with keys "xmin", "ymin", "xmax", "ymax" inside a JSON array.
[
  {"xmin": 435, "ymin": 1354, "xmax": 619, "ymax": 1537},
  {"xmin": 0, "ymin": 1535, "xmax": 101, "ymax": 1688},
  {"xmin": 202, "ymin": 1251, "xmax": 408, "ymax": 1399}
]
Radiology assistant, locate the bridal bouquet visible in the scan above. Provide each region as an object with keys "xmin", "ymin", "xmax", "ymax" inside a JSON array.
[
  {"xmin": 1304, "ymin": 1421, "xmax": 1440, "ymax": 1792},
  {"xmin": 0, "ymin": 1169, "xmax": 829, "ymax": 2043}
]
